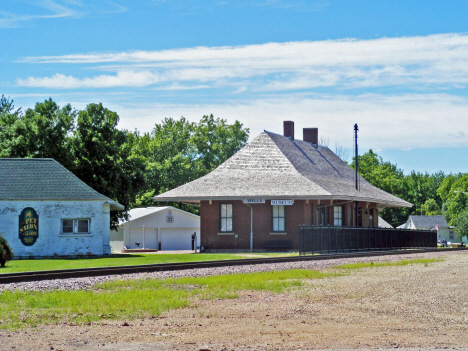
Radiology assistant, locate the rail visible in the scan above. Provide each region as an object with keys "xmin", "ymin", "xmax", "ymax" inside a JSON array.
[
  {"xmin": 0, "ymin": 247, "xmax": 459, "ymax": 285},
  {"xmin": 299, "ymin": 226, "xmax": 437, "ymax": 255}
]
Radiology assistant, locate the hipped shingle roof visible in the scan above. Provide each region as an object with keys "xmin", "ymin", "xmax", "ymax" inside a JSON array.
[
  {"xmin": 154, "ymin": 131, "xmax": 412, "ymax": 208},
  {"xmin": 0, "ymin": 158, "xmax": 124, "ymax": 210}
]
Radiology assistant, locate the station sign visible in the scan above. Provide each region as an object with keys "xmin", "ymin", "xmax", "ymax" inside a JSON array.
[
  {"xmin": 271, "ymin": 200, "xmax": 294, "ymax": 206},
  {"xmin": 242, "ymin": 198, "xmax": 265, "ymax": 204}
]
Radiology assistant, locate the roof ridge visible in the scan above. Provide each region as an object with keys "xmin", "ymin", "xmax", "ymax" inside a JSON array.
[{"xmin": 0, "ymin": 158, "xmax": 54, "ymax": 161}]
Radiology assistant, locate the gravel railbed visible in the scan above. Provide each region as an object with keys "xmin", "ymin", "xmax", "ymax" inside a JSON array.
[{"xmin": 0, "ymin": 251, "xmax": 463, "ymax": 292}]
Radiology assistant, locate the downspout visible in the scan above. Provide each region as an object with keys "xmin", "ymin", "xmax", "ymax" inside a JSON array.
[{"xmin": 245, "ymin": 204, "xmax": 253, "ymax": 252}]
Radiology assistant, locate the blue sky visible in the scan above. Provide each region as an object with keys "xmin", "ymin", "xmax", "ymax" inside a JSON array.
[{"xmin": 2, "ymin": 0, "xmax": 468, "ymax": 174}]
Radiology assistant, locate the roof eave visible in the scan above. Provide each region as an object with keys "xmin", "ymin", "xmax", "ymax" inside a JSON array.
[
  {"xmin": 104, "ymin": 200, "xmax": 125, "ymax": 211},
  {"xmin": 153, "ymin": 195, "xmax": 412, "ymax": 208}
]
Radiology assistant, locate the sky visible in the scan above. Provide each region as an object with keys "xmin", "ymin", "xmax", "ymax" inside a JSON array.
[{"xmin": 2, "ymin": 0, "xmax": 468, "ymax": 174}]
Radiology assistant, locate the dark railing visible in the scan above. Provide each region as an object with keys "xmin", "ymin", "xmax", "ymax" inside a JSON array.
[{"xmin": 299, "ymin": 226, "xmax": 437, "ymax": 255}]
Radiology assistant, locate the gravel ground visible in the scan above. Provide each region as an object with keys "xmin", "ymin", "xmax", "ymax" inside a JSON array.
[
  {"xmin": 2, "ymin": 250, "xmax": 468, "ymax": 351},
  {"xmin": 0, "ymin": 250, "xmax": 461, "ymax": 292}
]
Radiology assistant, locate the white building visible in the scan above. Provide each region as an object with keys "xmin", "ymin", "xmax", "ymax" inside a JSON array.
[
  {"xmin": 0, "ymin": 158, "xmax": 124, "ymax": 258},
  {"xmin": 378, "ymin": 217, "xmax": 394, "ymax": 228},
  {"xmin": 111, "ymin": 206, "xmax": 200, "ymax": 252},
  {"xmin": 399, "ymin": 215, "xmax": 465, "ymax": 243}
]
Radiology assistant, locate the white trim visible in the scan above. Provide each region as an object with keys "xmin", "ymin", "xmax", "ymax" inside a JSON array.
[
  {"xmin": 59, "ymin": 234, "xmax": 93, "ymax": 237},
  {"xmin": 122, "ymin": 206, "xmax": 200, "ymax": 224},
  {"xmin": 60, "ymin": 218, "xmax": 90, "ymax": 235},
  {"xmin": 154, "ymin": 196, "xmax": 412, "ymax": 208}
]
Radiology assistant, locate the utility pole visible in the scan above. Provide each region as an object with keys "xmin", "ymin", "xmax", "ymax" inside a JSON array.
[{"xmin": 354, "ymin": 124, "xmax": 359, "ymax": 227}]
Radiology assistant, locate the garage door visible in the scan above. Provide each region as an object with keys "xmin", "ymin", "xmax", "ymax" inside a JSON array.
[
  {"xmin": 129, "ymin": 228, "xmax": 158, "ymax": 249},
  {"xmin": 160, "ymin": 229, "xmax": 195, "ymax": 250}
]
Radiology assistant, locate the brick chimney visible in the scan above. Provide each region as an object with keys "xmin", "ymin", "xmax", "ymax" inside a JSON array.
[
  {"xmin": 283, "ymin": 121, "xmax": 294, "ymax": 141},
  {"xmin": 303, "ymin": 128, "xmax": 318, "ymax": 145}
]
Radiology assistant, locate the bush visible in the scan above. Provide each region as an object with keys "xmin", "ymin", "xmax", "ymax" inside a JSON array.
[{"xmin": 0, "ymin": 232, "xmax": 13, "ymax": 267}]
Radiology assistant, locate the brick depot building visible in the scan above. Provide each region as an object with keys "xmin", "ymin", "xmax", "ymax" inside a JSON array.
[{"xmin": 155, "ymin": 121, "xmax": 412, "ymax": 251}]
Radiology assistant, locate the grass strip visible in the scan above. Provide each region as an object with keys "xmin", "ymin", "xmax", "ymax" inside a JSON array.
[
  {"xmin": 0, "ymin": 258, "xmax": 442, "ymax": 330},
  {"xmin": 0, "ymin": 252, "xmax": 296, "ymax": 274},
  {"xmin": 335, "ymin": 257, "xmax": 442, "ymax": 270}
]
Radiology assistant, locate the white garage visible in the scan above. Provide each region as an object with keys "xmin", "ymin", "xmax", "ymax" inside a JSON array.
[
  {"xmin": 111, "ymin": 206, "xmax": 200, "ymax": 252},
  {"xmin": 160, "ymin": 228, "xmax": 195, "ymax": 250}
]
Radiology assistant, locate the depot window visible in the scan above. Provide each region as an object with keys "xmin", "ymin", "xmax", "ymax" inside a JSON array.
[
  {"xmin": 220, "ymin": 204, "xmax": 233, "ymax": 232},
  {"xmin": 61, "ymin": 219, "xmax": 90, "ymax": 234},
  {"xmin": 369, "ymin": 209, "xmax": 375, "ymax": 227},
  {"xmin": 334, "ymin": 206, "xmax": 344, "ymax": 227},
  {"xmin": 272, "ymin": 205, "xmax": 285, "ymax": 232},
  {"xmin": 318, "ymin": 206, "xmax": 329, "ymax": 226}
]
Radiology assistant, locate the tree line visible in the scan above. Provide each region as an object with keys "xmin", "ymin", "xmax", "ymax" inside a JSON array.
[
  {"xmin": 2, "ymin": 96, "xmax": 468, "ymax": 236},
  {"xmin": 0, "ymin": 96, "xmax": 249, "ymax": 228},
  {"xmin": 353, "ymin": 150, "xmax": 468, "ymax": 239}
]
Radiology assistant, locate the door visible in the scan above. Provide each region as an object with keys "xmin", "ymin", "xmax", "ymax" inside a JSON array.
[
  {"xmin": 160, "ymin": 229, "xmax": 194, "ymax": 250},
  {"xmin": 129, "ymin": 228, "xmax": 158, "ymax": 249}
]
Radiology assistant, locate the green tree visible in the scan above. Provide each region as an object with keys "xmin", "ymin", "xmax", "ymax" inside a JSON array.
[
  {"xmin": 420, "ymin": 198, "xmax": 441, "ymax": 216},
  {"xmin": 0, "ymin": 97, "xmax": 76, "ymax": 168},
  {"xmin": 192, "ymin": 114, "xmax": 249, "ymax": 173},
  {"xmin": 141, "ymin": 115, "xmax": 249, "ymax": 195},
  {"xmin": 351, "ymin": 149, "xmax": 409, "ymax": 226},
  {"xmin": 453, "ymin": 208, "xmax": 468, "ymax": 243},
  {"xmin": 0, "ymin": 95, "xmax": 24, "ymax": 157},
  {"xmin": 352, "ymin": 150, "xmax": 446, "ymax": 226},
  {"xmin": 143, "ymin": 117, "xmax": 197, "ymax": 197},
  {"xmin": 0, "ymin": 233, "xmax": 13, "ymax": 267},
  {"xmin": 24, "ymin": 99, "xmax": 76, "ymax": 168},
  {"xmin": 72, "ymin": 103, "xmax": 146, "ymax": 227},
  {"xmin": 436, "ymin": 174, "xmax": 468, "ymax": 224},
  {"xmin": 136, "ymin": 115, "xmax": 249, "ymax": 211},
  {"xmin": 402, "ymin": 171, "xmax": 445, "ymax": 215}
]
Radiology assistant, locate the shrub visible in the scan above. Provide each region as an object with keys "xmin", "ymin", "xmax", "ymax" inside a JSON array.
[{"xmin": 0, "ymin": 232, "xmax": 13, "ymax": 267}]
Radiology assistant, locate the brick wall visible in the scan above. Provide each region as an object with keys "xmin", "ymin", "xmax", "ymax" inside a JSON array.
[
  {"xmin": 200, "ymin": 199, "xmax": 381, "ymax": 251},
  {"xmin": 201, "ymin": 200, "xmax": 308, "ymax": 250}
]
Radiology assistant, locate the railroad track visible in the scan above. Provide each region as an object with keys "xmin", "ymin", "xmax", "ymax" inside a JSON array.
[{"xmin": 0, "ymin": 248, "xmax": 464, "ymax": 284}]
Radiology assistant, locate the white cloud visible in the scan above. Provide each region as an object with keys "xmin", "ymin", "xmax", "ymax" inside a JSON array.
[
  {"xmin": 17, "ymin": 71, "xmax": 161, "ymax": 89},
  {"xmin": 0, "ymin": 0, "xmax": 126, "ymax": 28},
  {"xmin": 106, "ymin": 93, "xmax": 468, "ymax": 150},
  {"xmin": 0, "ymin": 0, "xmax": 76, "ymax": 28},
  {"xmin": 17, "ymin": 33, "xmax": 468, "ymax": 90}
]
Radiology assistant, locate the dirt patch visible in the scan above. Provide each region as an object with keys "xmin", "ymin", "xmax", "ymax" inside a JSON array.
[{"xmin": 2, "ymin": 252, "xmax": 468, "ymax": 350}]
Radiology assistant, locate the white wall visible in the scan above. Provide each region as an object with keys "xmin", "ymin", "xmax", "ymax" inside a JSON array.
[
  {"xmin": 0, "ymin": 200, "xmax": 109, "ymax": 258},
  {"xmin": 128, "ymin": 227, "xmax": 158, "ymax": 249},
  {"xmin": 160, "ymin": 228, "xmax": 200, "ymax": 250},
  {"xmin": 127, "ymin": 207, "xmax": 200, "ymax": 229},
  {"xmin": 110, "ymin": 227, "xmax": 124, "ymax": 252},
  {"xmin": 122, "ymin": 207, "xmax": 200, "ymax": 250},
  {"xmin": 437, "ymin": 228, "xmax": 467, "ymax": 243}
]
